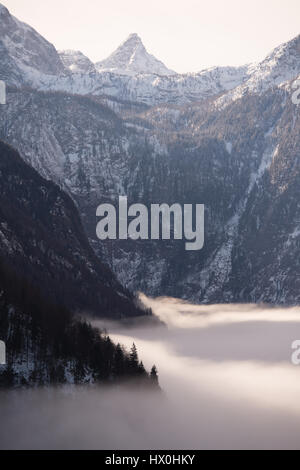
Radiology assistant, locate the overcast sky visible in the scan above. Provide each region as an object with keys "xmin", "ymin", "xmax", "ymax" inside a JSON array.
[{"xmin": 2, "ymin": 0, "xmax": 300, "ymax": 73}]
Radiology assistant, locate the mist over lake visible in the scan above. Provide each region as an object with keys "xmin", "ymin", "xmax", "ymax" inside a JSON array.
[{"xmin": 1, "ymin": 297, "xmax": 300, "ymax": 450}]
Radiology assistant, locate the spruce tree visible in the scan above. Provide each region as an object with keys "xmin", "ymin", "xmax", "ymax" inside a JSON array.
[
  {"xmin": 150, "ymin": 365, "xmax": 158, "ymax": 383},
  {"xmin": 129, "ymin": 343, "xmax": 139, "ymax": 373}
]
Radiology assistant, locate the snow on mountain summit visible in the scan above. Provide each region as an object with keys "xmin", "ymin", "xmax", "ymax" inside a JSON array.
[
  {"xmin": 217, "ymin": 33, "xmax": 300, "ymax": 107},
  {"xmin": 0, "ymin": 3, "xmax": 8, "ymax": 15},
  {"xmin": 59, "ymin": 50, "xmax": 96, "ymax": 74},
  {"xmin": 96, "ymin": 33, "xmax": 176, "ymax": 76},
  {"xmin": 250, "ymin": 34, "xmax": 300, "ymax": 89},
  {"xmin": 1, "ymin": 3, "xmax": 300, "ymax": 107},
  {"xmin": 0, "ymin": 2, "xmax": 65, "ymax": 84}
]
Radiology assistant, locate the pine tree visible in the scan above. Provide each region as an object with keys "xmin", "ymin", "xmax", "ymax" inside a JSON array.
[
  {"xmin": 138, "ymin": 361, "xmax": 146, "ymax": 376},
  {"xmin": 113, "ymin": 343, "xmax": 125, "ymax": 377},
  {"xmin": 129, "ymin": 343, "xmax": 139, "ymax": 367},
  {"xmin": 150, "ymin": 365, "xmax": 158, "ymax": 383}
]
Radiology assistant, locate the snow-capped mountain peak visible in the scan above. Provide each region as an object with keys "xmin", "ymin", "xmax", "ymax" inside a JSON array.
[
  {"xmin": 246, "ymin": 33, "xmax": 300, "ymax": 90},
  {"xmin": 96, "ymin": 33, "xmax": 176, "ymax": 76},
  {"xmin": 217, "ymin": 33, "xmax": 300, "ymax": 107}
]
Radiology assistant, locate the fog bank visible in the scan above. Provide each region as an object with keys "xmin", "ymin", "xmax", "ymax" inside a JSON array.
[{"xmin": 1, "ymin": 297, "xmax": 300, "ymax": 450}]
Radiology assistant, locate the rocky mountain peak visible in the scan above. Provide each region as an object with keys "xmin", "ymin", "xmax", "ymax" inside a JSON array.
[
  {"xmin": 96, "ymin": 33, "xmax": 176, "ymax": 76},
  {"xmin": 124, "ymin": 33, "xmax": 143, "ymax": 44}
]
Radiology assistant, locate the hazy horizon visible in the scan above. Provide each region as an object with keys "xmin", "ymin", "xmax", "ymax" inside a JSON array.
[{"xmin": 2, "ymin": 0, "xmax": 300, "ymax": 73}]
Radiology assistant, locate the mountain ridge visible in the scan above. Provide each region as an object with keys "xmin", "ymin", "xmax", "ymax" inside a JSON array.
[{"xmin": 1, "ymin": 3, "xmax": 299, "ymax": 106}]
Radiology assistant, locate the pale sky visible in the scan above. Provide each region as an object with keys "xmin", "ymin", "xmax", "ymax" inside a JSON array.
[{"xmin": 2, "ymin": 0, "xmax": 300, "ymax": 73}]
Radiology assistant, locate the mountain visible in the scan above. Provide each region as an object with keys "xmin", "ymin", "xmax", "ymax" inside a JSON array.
[
  {"xmin": 0, "ymin": 254, "xmax": 153, "ymax": 387},
  {"xmin": 0, "ymin": 140, "xmax": 146, "ymax": 319},
  {"xmin": 0, "ymin": 5, "xmax": 249, "ymax": 104},
  {"xmin": 218, "ymin": 34, "xmax": 300, "ymax": 107},
  {"xmin": 0, "ymin": 140, "xmax": 155, "ymax": 387},
  {"xmin": 2, "ymin": 82, "xmax": 299, "ymax": 305},
  {"xmin": 96, "ymin": 33, "xmax": 175, "ymax": 76},
  {"xmin": 59, "ymin": 50, "xmax": 96, "ymax": 74},
  {"xmin": 1, "ymin": 4, "xmax": 299, "ymax": 106},
  {"xmin": 0, "ymin": 5, "xmax": 299, "ymax": 306},
  {"xmin": 34, "ymin": 64, "xmax": 250, "ymax": 105}
]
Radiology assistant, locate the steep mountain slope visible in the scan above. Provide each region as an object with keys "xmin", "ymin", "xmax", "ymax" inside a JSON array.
[
  {"xmin": 227, "ymin": 95, "xmax": 300, "ymax": 304},
  {"xmin": 59, "ymin": 50, "xmax": 97, "ymax": 74},
  {"xmin": 0, "ymin": 4, "xmax": 249, "ymax": 105},
  {"xmin": 0, "ymin": 88, "xmax": 172, "ymax": 294},
  {"xmin": 0, "ymin": 140, "xmax": 155, "ymax": 387},
  {"xmin": 1, "ymin": 83, "xmax": 299, "ymax": 305},
  {"xmin": 246, "ymin": 34, "xmax": 300, "ymax": 92},
  {"xmin": 0, "ymin": 272, "xmax": 152, "ymax": 387},
  {"xmin": 96, "ymin": 33, "xmax": 175, "ymax": 76},
  {"xmin": 218, "ymin": 34, "xmax": 300, "ymax": 107},
  {"xmin": 0, "ymin": 140, "xmax": 145, "ymax": 318},
  {"xmin": 171, "ymin": 87, "xmax": 300, "ymax": 304},
  {"xmin": 0, "ymin": 4, "xmax": 65, "ymax": 86}
]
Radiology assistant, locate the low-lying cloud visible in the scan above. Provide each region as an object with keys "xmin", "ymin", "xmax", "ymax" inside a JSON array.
[{"xmin": 1, "ymin": 296, "xmax": 300, "ymax": 450}]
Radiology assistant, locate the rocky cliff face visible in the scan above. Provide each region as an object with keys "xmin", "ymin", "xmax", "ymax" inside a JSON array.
[
  {"xmin": 59, "ymin": 50, "xmax": 97, "ymax": 74},
  {"xmin": 0, "ymin": 140, "xmax": 145, "ymax": 318},
  {"xmin": 0, "ymin": 4, "xmax": 66, "ymax": 85}
]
